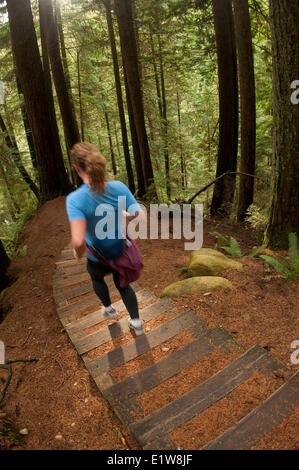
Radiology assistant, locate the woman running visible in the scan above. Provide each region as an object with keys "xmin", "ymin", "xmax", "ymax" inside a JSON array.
[{"xmin": 65, "ymin": 142, "xmax": 144, "ymax": 336}]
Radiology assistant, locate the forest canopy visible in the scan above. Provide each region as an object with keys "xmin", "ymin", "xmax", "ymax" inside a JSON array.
[{"xmin": 0, "ymin": 0, "xmax": 298, "ymax": 277}]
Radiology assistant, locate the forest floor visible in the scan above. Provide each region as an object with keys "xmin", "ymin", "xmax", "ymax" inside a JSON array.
[{"xmin": 0, "ymin": 196, "xmax": 298, "ymax": 450}]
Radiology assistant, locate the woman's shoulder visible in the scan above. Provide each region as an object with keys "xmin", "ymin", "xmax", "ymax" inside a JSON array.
[
  {"xmin": 107, "ymin": 180, "xmax": 128, "ymax": 192},
  {"xmin": 66, "ymin": 184, "xmax": 88, "ymax": 203}
]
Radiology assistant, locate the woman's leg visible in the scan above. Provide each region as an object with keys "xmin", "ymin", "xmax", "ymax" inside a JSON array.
[
  {"xmin": 112, "ymin": 271, "xmax": 140, "ymax": 320},
  {"xmin": 86, "ymin": 259, "xmax": 112, "ymax": 307}
]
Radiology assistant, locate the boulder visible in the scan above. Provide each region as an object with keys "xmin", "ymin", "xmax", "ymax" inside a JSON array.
[
  {"xmin": 161, "ymin": 276, "xmax": 234, "ymax": 298},
  {"xmin": 187, "ymin": 248, "xmax": 243, "ymax": 277}
]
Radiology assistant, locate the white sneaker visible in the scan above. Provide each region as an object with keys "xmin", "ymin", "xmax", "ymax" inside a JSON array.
[
  {"xmin": 103, "ymin": 306, "xmax": 118, "ymax": 319},
  {"xmin": 128, "ymin": 318, "xmax": 144, "ymax": 336}
]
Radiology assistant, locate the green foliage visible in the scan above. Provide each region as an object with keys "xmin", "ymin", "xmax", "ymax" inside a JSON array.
[
  {"xmin": 209, "ymin": 231, "xmax": 242, "ymax": 257},
  {"xmin": 0, "ymin": 204, "xmax": 37, "ymax": 258},
  {"xmin": 260, "ymin": 233, "xmax": 299, "ymax": 283},
  {"xmin": 248, "ymin": 244, "xmax": 266, "ymax": 258},
  {"xmin": 210, "ymin": 230, "xmax": 269, "ymax": 259},
  {"xmin": 245, "ymin": 204, "xmax": 269, "ymax": 232}
]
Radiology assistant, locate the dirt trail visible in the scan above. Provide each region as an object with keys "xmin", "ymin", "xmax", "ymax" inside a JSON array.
[{"xmin": 0, "ymin": 197, "xmax": 298, "ymax": 449}]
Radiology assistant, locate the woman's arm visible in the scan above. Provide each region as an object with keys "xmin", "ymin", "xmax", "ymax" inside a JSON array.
[
  {"xmin": 70, "ymin": 219, "xmax": 87, "ymax": 259},
  {"xmin": 123, "ymin": 209, "xmax": 145, "ymax": 222}
]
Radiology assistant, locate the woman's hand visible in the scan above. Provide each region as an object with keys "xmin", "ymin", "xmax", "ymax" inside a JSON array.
[{"xmin": 73, "ymin": 247, "xmax": 79, "ymax": 260}]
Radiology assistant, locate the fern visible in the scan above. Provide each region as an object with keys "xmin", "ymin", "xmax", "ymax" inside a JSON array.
[
  {"xmin": 221, "ymin": 238, "xmax": 242, "ymax": 257},
  {"xmin": 260, "ymin": 232, "xmax": 299, "ymax": 283},
  {"xmin": 210, "ymin": 232, "xmax": 243, "ymax": 257},
  {"xmin": 209, "ymin": 231, "xmax": 229, "ymax": 245},
  {"xmin": 248, "ymin": 245, "xmax": 266, "ymax": 258},
  {"xmin": 288, "ymin": 233, "xmax": 299, "ymax": 273},
  {"xmin": 260, "ymin": 255, "xmax": 291, "ymax": 277}
]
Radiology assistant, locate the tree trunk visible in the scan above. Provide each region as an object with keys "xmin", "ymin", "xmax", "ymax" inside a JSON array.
[
  {"xmin": 123, "ymin": 68, "xmax": 146, "ymax": 197},
  {"xmin": 103, "ymin": 0, "xmax": 135, "ymax": 194},
  {"xmin": 233, "ymin": 0, "xmax": 256, "ymax": 221},
  {"xmin": 177, "ymin": 90, "xmax": 186, "ymax": 189},
  {"xmin": 210, "ymin": 0, "xmax": 239, "ymax": 216},
  {"xmin": 114, "ymin": 122, "xmax": 122, "ymax": 160},
  {"xmin": 55, "ymin": 0, "xmax": 74, "ymax": 107},
  {"xmin": 16, "ymin": 76, "xmax": 38, "ymax": 171},
  {"xmin": 39, "ymin": 0, "xmax": 72, "ymax": 193},
  {"xmin": 150, "ymin": 28, "xmax": 170, "ymax": 198},
  {"xmin": 6, "ymin": 0, "xmax": 71, "ymax": 201},
  {"xmin": 77, "ymin": 49, "xmax": 85, "ymax": 141},
  {"xmin": 157, "ymin": 33, "xmax": 170, "ymax": 199},
  {"xmin": 114, "ymin": 0, "xmax": 155, "ymax": 194},
  {"xmin": 0, "ymin": 239, "xmax": 10, "ymax": 293},
  {"xmin": 55, "ymin": 0, "xmax": 78, "ymax": 185},
  {"xmin": 150, "ymin": 30, "xmax": 163, "ymax": 118},
  {"xmin": 104, "ymin": 109, "xmax": 117, "ymax": 176},
  {"xmin": 0, "ymin": 112, "xmax": 40, "ymax": 198},
  {"xmin": 41, "ymin": 0, "xmax": 80, "ymax": 154},
  {"xmin": 265, "ymin": 0, "xmax": 299, "ymax": 248}
]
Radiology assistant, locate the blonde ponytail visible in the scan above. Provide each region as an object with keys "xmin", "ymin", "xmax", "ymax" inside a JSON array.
[{"xmin": 70, "ymin": 142, "xmax": 106, "ymax": 192}]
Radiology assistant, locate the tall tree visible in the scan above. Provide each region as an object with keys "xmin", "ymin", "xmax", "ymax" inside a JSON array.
[
  {"xmin": 123, "ymin": 68, "xmax": 146, "ymax": 197},
  {"xmin": 55, "ymin": 0, "xmax": 79, "ymax": 184},
  {"xmin": 210, "ymin": 0, "xmax": 238, "ymax": 216},
  {"xmin": 150, "ymin": 27, "xmax": 170, "ymax": 198},
  {"xmin": 233, "ymin": 0, "xmax": 256, "ymax": 221},
  {"xmin": 55, "ymin": 0, "xmax": 75, "ymax": 107},
  {"xmin": 103, "ymin": 104, "xmax": 117, "ymax": 176},
  {"xmin": 102, "ymin": 0, "xmax": 135, "ymax": 194},
  {"xmin": 114, "ymin": 0, "xmax": 155, "ymax": 194},
  {"xmin": 176, "ymin": 90, "xmax": 186, "ymax": 189},
  {"xmin": 6, "ymin": 0, "xmax": 71, "ymax": 200},
  {"xmin": 0, "ymin": 239, "xmax": 10, "ymax": 293},
  {"xmin": 41, "ymin": 0, "xmax": 80, "ymax": 154},
  {"xmin": 77, "ymin": 49, "xmax": 85, "ymax": 141},
  {"xmin": 38, "ymin": 0, "xmax": 72, "ymax": 192},
  {"xmin": 265, "ymin": 0, "xmax": 299, "ymax": 248}
]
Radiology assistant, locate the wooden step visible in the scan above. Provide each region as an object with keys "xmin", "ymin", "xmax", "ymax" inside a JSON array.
[
  {"xmin": 56, "ymin": 282, "xmax": 93, "ymax": 302},
  {"xmin": 55, "ymin": 257, "xmax": 86, "ymax": 268},
  {"xmin": 72, "ymin": 289, "xmax": 172, "ymax": 355},
  {"xmin": 202, "ymin": 370, "xmax": 299, "ymax": 450},
  {"xmin": 56, "ymin": 282, "xmax": 141, "ymax": 320},
  {"xmin": 84, "ymin": 308, "xmax": 204, "ymax": 379},
  {"xmin": 55, "ymin": 272, "xmax": 114, "ymax": 289},
  {"xmin": 57, "ymin": 249, "xmax": 74, "ymax": 261},
  {"xmin": 101, "ymin": 317, "xmax": 242, "ymax": 428},
  {"xmin": 54, "ymin": 272, "xmax": 91, "ymax": 288},
  {"xmin": 132, "ymin": 345, "xmax": 284, "ymax": 449},
  {"xmin": 54, "ymin": 262, "xmax": 87, "ymax": 277},
  {"xmin": 65, "ymin": 289, "xmax": 157, "ymax": 336}
]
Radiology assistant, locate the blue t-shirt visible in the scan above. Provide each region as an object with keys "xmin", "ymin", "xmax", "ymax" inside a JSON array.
[{"xmin": 66, "ymin": 181, "xmax": 140, "ymax": 262}]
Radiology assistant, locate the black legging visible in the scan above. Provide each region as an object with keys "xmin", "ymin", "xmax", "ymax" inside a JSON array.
[{"xmin": 86, "ymin": 259, "xmax": 140, "ymax": 320}]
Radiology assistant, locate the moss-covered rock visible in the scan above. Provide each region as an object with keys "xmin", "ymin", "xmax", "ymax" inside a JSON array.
[
  {"xmin": 189, "ymin": 248, "xmax": 227, "ymax": 260},
  {"xmin": 187, "ymin": 248, "xmax": 243, "ymax": 276},
  {"xmin": 161, "ymin": 276, "xmax": 234, "ymax": 297}
]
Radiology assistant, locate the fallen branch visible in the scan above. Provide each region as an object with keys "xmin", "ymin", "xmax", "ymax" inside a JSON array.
[
  {"xmin": 0, "ymin": 358, "xmax": 37, "ymax": 404},
  {"xmin": 187, "ymin": 171, "xmax": 262, "ymax": 204}
]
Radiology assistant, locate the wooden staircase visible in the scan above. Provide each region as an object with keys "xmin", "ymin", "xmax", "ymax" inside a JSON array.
[{"xmin": 53, "ymin": 245, "xmax": 299, "ymax": 450}]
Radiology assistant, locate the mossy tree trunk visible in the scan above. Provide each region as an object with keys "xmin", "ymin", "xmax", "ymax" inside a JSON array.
[
  {"xmin": 6, "ymin": 0, "xmax": 71, "ymax": 201},
  {"xmin": 103, "ymin": 0, "xmax": 135, "ymax": 194},
  {"xmin": 114, "ymin": 0, "xmax": 155, "ymax": 195},
  {"xmin": 265, "ymin": 0, "xmax": 299, "ymax": 248},
  {"xmin": 233, "ymin": 0, "xmax": 256, "ymax": 222},
  {"xmin": 210, "ymin": 0, "xmax": 239, "ymax": 217}
]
